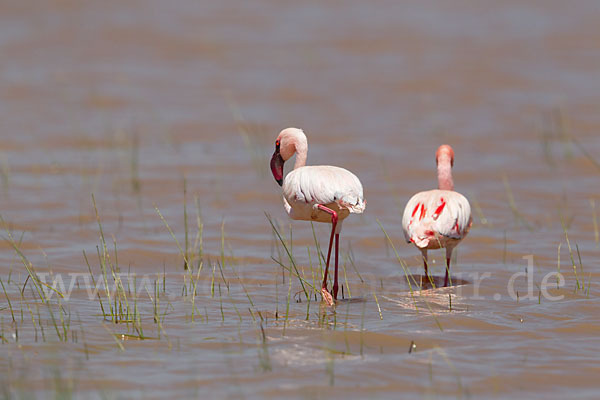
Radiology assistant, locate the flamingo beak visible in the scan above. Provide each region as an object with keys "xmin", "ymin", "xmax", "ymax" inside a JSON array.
[{"xmin": 270, "ymin": 148, "xmax": 284, "ymax": 186}]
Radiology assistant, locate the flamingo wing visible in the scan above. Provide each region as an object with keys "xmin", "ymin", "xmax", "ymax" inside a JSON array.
[
  {"xmin": 431, "ymin": 191, "xmax": 472, "ymax": 239},
  {"xmin": 402, "ymin": 190, "xmax": 471, "ymax": 246},
  {"xmin": 402, "ymin": 191, "xmax": 430, "ymax": 244}
]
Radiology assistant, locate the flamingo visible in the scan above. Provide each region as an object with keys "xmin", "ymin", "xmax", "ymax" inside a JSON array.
[
  {"xmin": 402, "ymin": 145, "xmax": 472, "ymax": 287},
  {"xmin": 270, "ymin": 128, "xmax": 366, "ymax": 305}
]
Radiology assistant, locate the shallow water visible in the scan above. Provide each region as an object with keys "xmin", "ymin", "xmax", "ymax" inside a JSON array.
[{"xmin": 1, "ymin": 0, "xmax": 600, "ymax": 398}]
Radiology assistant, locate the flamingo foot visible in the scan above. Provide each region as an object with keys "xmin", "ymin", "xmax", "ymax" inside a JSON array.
[{"xmin": 321, "ymin": 287, "xmax": 334, "ymax": 306}]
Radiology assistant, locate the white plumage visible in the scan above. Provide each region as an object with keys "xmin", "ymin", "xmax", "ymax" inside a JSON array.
[
  {"xmin": 283, "ymin": 165, "xmax": 365, "ymax": 227},
  {"xmin": 402, "ymin": 189, "xmax": 471, "ymax": 249}
]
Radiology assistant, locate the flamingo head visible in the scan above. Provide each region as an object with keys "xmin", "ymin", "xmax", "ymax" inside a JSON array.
[
  {"xmin": 436, "ymin": 144, "xmax": 454, "ymax": 167},
  {"xmin": 270, "ymin": 128, "xmax": 306, "ymax": 186},
  {"xmin": 270, "ymin": 138, "xmax": 285, "ymax": 186}
]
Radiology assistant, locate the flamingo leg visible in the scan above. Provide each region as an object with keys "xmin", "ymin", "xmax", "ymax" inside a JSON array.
[
  {"xmin": 317, "ymin": 204, "xmax": 338, "ymax": 304},
  {"xmin": 444, "ymin": 247, "xmax": 453, "ymax": 287},
  {"xmin": 420, "ymin": 249, "xmax": 428, "ymax": 285},
  {"xmin": 333, "ymin": 233, "xmax": 340, "ymax": 300},
  {"xmin": 444, "ymin": 258, "xmax": 450, "ymax": 287}
]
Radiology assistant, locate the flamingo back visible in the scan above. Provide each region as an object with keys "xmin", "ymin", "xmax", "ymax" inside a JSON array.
[
  {"xmin": 402, "ymin": 189, "xmax": 471, "ymax": 249},
  {"xmin": 282, "ymin": 165, "xmax": 365, "ymax": 223}
]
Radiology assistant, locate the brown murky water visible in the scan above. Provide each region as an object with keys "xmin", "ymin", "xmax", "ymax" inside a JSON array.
[{"xmin": 1, "ymin": 0, "xmax": 600, "ymax": 398}]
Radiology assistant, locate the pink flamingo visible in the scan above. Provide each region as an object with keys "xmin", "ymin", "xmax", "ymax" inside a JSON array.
[
  {"xmin": 270, "ymin": 128, "xmax": 366, "ymax": 305},
  {"xmin": 402, "ymin": 145, "xmax": 472, "ymax": 287}
]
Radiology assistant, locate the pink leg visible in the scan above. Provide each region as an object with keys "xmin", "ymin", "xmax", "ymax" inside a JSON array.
[
  {"xmin": 317, "ymin": 205, "xmax": 338, "ymax": 304},
  {"xmin": 420, "ymin": 249, "xmax": 428, "ymax": 280},
  {"xmin": 444, "ymin": 248, "xmax": 453, "ymax": 287},
  {"xmin": 333, "ymin": 233, "xmax": 340, "ymax": 300}
]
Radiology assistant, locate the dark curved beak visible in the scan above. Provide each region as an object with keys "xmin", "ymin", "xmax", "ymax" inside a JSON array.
[{"xmin": 270, "ymin": 148, "xmax": 284, "ymax": 186}]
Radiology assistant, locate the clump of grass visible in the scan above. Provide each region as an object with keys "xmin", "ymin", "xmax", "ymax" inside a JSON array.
[
  {"xmin": 376, "ymin": 220, "xmax": 417, "ymax": 301},
  {"xmin": 91, "ymin": 195, "xmax": 133, "ymax": 324},
  {"xmin": 560, "ymin": 220, "xmax": 585, "ymax": 292},
  {"xmin": 188, "ymin": 259, "xmax": 205, "ymax": 323},
  {"xmin": 0, "ymin": 214, "xmax": 63, "ymax": 303},
  {"xmin": 182, "ymin": 178, "xmax": 205, "ymax": 271},
  {"xmin": 178, "ymin": 190, "xmax": 209, "ymax": 321},
  {"xmin": 144, "ymin": 278, "xmax": 170, "ymax": 341},
  {"xmin": 155, "ymin": 204, "xmax": 190, "ymax": 270},
  {"xmin": 266, "ymin": 213, "xmax": 311, "ymax": 300},
  {"xmin": 89, "ymin": 195, "xmax": 159, "ymax": 341}
]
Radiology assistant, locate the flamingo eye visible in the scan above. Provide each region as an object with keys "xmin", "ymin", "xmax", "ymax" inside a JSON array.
[{"xmin": 275, "ymin": 140, "xmax": 280, "ymax": 149}]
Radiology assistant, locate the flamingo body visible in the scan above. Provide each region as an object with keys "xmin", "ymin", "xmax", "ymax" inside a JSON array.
[
  {"xmin": 283, "ymin": 165, "xmax": 365, "ymax": 226},
  {"xmin": 402, "ymin": 189, "xmax": 471, "ymax": 249}
]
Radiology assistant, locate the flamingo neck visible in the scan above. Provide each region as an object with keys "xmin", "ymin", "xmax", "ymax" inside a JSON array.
[
  {"xmin": 437, "ymin": 160, "xmax": 454, "ymax": 190},
  {"xmin": 293, "ymin": 137, "xmax": 308, "ymax": 170}
]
